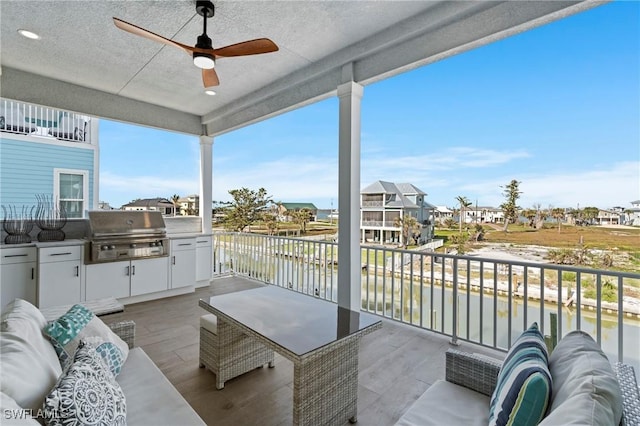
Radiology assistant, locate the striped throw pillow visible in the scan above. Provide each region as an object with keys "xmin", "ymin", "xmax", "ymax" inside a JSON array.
[{"xmin": 488, "ymin": 322, "xmax": 552, "ymax": 426}]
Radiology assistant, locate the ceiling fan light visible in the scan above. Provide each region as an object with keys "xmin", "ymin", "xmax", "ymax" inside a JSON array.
[{"xmin": 193, "ymin": 52, "xmax": 215, "ymax": 69}]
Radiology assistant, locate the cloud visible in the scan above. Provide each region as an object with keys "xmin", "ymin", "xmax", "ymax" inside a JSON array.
[
  {"xmin": 100, "ymin": 172, "xmax": 198, "ymax": 206},
  {"xmin": 459, "ymin": 161, "xmax": 639, "ymax": 208},
  {"xmin": 213, "ymin": 156, "xmax": 338, "ymax": 202}
]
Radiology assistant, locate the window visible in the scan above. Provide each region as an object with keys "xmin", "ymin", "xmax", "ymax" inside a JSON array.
[{"xmin": 54, "ymin": 169, "xmax": 88, "ymax": 219}]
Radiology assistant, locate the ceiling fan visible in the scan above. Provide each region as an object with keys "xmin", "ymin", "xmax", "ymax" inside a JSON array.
[{"xmin": 113, "ymin": 0, "xmax": 278, "ymax": 87}]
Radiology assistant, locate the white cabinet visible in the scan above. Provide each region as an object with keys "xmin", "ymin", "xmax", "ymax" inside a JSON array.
[
  {"xmin": 1, "ymin": 246, "xmax": 37, "ymax": 311},
  {"xmin": 85, "ymin": 261, "xmax": 130, "ymax": 300},
  {"xmin": 195, "ymin": 236, "xmax": 212, "ymax": 287},
  {"xmin": 85, "ymin": 257, "xmax": 168, "ymax": 299},
  {"xmin": 131, "ymin": 257, "xmax": 168, "ymax": 296},
  {"xmin": 38, "ymin": 245, "xmax": 82, "ymax": 309},
  {"xmin": 170, "ymin": 238, "xmax": 195, "ymax": 289}
]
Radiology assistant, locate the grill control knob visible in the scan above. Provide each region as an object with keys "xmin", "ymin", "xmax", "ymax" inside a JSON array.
[
  {"xmin": 101, "ymin": 245, "xmax": 109, "ymax": 250},
  {"xmin": 109, "ymin": 245, "xmax": 116, "ymax": 250},
  {"xmin": 150, "ymin": 242, "xmax": 157, "ymax": 247},
  {"xmin": 130, "ymin": 243, "xmax": 137, "ymax": 248}
]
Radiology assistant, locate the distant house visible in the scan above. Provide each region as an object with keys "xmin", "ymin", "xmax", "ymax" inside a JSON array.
[
  {"xmin": 434, "ymin": 206, "xmax": 454, "ymax": 224},
  {"xmin": 596, "ymin": 209, "xmax": 621, "ymax": 225},
  {"xmin": 360, "ymin": 181, "xmax": 435, "ymax": 246},
  {"xmin": 278, "ymin": 203, "xmax": 318, "ymax": 221},
  {"xmin": 463, "ymin": 206, "xmax": 504, "ymax": 224},
  {"xmin": 624, "ymin": 200, "xmax": 640, "ymax": 226},
  {"xmin": 178, "ymin": 194, "xmax": 199, "ymax": 216},
  {"xmin": 122, "ymin": 198, "xmax": 175, "ymax": 215},
  {"xmin": 98, "ymin": 201, "xmax": 115, "ymax": 210}
]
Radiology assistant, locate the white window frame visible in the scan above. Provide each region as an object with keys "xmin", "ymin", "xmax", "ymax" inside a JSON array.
[{"xmin": 53, "ymin": 168, "xmax": 89, "ymax": 219}]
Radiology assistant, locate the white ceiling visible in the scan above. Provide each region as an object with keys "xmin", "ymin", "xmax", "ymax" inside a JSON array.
[{"xmin": 0, "ymin": 1, "xmax": 603, "ymax": 136}]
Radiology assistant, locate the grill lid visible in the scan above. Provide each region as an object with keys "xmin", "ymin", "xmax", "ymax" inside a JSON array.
[{"xmin": 88, "ymin": 211, "xmax": 166, "ymax": 239}]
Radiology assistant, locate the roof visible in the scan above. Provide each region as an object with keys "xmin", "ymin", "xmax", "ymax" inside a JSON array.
[
  {"xmin": 122, "ymin": 198, "xmax": 173, "ymax": 208},
  {"xmin": 280, "ymin": 203, "xmax": 318, "ymax": 211},
  {"xmin": 0, "ymin": 2, "xmax": 599, "ymax": 136},
  {"xmin": 361, "ymin": 180, "xmax": 427, "ymax": 209}
]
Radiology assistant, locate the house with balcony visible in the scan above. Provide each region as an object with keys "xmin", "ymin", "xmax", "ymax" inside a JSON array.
[
  {"xmin": 0, "ymin": 101, "xmax": 98, "ymax": 219},
  {"xmin": 178, "ymin": 194, "xmax": 199, "ymax": 216},
  {"xmin": 361, "ymin": 181, "xmax": 435, "ymax": 245},
  {"xmin": 1, "ymin": 2, "xmax": 637, "ymax": 425}
]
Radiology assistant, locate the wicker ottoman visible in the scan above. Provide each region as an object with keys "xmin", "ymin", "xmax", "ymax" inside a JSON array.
[{"xmin": 199, "ymin": 314, "xmax": 275, "ymax": 389}]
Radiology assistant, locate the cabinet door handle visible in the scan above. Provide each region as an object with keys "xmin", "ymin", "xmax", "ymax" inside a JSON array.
[
  {"xmin": 74, "ymin": 266, "xmax": 79, "ymax": 277},
  {"xmin": 178, "ymin": 243, "xmax": 192, "ymax": 247},
  {"xmin": 172, "ymin": 256, "xmax": 176, "ymax": 265},
  {"xmin": 125, "ymin": 266, "xmax": 130, "ymax": 276},
  {"xmin": 50, "ymin": 252, "xmax": 72, "ymax": 257},
  {"xmin": 4, "ymin": 254, "xmax": 28, "ymax": 258},
  {"xmin": 31, "ymin": 267, "xmax": 34, "ymax": 280},
  {"xmin": 132, "ymin": 265, "xmax": 136, "ymax": 276}
]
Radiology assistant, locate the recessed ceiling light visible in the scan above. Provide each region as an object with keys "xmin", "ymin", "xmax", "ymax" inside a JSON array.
[
  {"xmin": 18, "ymin": 29, "xmax": 40, "ymax": 40},
  {"xmin": 205, "ymin": 90, "xmax": 216, "ymax": 96}
]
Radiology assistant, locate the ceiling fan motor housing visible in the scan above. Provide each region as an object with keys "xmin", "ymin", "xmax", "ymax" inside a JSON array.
[{"xmin": 196, "ymin": 1, "xmax": 215, "ymax": 18}]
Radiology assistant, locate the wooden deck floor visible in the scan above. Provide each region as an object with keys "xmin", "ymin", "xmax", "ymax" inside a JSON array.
[{"xmin": 103, "ymin": 275, "xmax": 504, "ymax": 426}]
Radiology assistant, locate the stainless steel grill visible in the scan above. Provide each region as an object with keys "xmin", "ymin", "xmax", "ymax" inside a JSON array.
[{"xmin": 86, "ymin": 211, "xmax": 168, "ymax": 264}]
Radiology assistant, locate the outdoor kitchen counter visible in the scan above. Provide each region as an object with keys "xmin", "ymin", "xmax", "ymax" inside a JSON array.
[{"xmin": 0, "ymin": 238, "xmax": 86, "ymax": 248}]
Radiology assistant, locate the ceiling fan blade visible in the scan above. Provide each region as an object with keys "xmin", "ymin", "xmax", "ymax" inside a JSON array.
[
  {"xmin": 212, "ymin": 38, "xmax": 279, "ymax": 57},
  {"xmin": 113, "ymin": 17, "xmax": 194, "ymax": 54},
  {"xmin": 202, "ymin": 68, "xmax": 220, "ymax": 87}
]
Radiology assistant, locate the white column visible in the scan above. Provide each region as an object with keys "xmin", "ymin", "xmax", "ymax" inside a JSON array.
[
  {"xmin": 199, "ymin": 135, "xmax": 213, "ymax": 234},
  {"xmin": 337, "ymin": 81, "xmax": 363, "ymax": 312}
]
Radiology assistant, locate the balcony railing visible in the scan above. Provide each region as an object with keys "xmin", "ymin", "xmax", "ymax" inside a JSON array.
[
  {"xmin": 0, "ymin": 98, "xmax": 93, "ymax": 144},
  {"xmin": 361, "ymin": 201, "xmax": 384, "ymax": 207},
  {"xmin": 212, "ymin": 232, "xmax": 640, "ymax": 370}
]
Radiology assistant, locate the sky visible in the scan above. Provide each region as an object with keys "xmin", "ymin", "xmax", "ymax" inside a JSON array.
[{"xmin": 99, "ymin": 1, "xmax": 639, "ymax": 211}]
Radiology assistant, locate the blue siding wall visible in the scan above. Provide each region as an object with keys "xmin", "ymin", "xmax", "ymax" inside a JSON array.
[{"xmin": 0, "ymin": 137, "xmax": 95, "ymax": 214}]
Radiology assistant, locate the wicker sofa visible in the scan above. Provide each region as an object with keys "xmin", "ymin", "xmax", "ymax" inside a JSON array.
[
  {"xmin": 0, "ymin": 299, "xmax": 206, "ymax": 425},
  {"xmin": 395, "ymin": 331, "xmax": 640, "ymax": 426}
]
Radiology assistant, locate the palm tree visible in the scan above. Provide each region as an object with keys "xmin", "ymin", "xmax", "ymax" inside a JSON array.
[
  {"xmin": 551, "ymin": 207, "xmax": 565, "ymax": 232},
  {"xmin": 455, "ymin": 196, "xmax": 472, "ymax": 233},
  {"xmin": 393, "ymin": 214, "xmax": 420, "ymax": 249},
  {"xmin": 170, "ymin": 194, "xmax": 180, "ymax": 216}
]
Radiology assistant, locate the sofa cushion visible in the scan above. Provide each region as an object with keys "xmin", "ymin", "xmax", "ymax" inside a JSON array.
[
  {"xmin": 395, "ymin": 380, "xmax": 490, "ymax": 426},
  {"xmin": 0, "ymin": 392, "xmax": 41, "ymax": 425},
  {"xmin": 539, "ymin": 330, "xmax": 622, "ymax": 426},
  {"xmin": 117, "ymin": 348, "xmax": 206, "ymax": 425},
  {"xmin": 1, "ymin": 299, "xmax": 62, "ymax": 376},
  {"xmin": 43, "ymin": 304, "xmax": 128, "ymax": 377},
  {"xmin": 489, "ymin": 322, "xmax": 552, "ymax": 426},
  {"xmin": 0, "ymin": 332, "xmax": 61, "ymax": 413},
  {"xmin": 42, "ymin": 341, "xmax": 126, "ymax": 426}
]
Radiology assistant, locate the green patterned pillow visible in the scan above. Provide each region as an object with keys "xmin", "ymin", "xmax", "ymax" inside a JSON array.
[
  {"xmin": 488, "ymin": 322, "xmax": 552, "ymax": 426},
  {"xmin": 43, "ymin": 304, "xmax": 128, "ymax": 377}
]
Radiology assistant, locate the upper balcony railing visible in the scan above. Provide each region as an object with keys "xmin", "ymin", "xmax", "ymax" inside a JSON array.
[
  {"xmin": 0, "ymin": 98, "xmax": 93, "ymax": 144},
  {"xmin": 362, "ymin": 201, "xmax": 384, "ymax": 207},
  {"xmin": 212, "ymin": 232, "xmax": 640, "ymax": 371}
]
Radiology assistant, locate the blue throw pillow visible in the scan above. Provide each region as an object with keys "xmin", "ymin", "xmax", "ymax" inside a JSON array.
[
  {"xmin": 488, "ymin": 322, "xmax": 552, "ymax": 426},
  {"xmin": 44, "ymin": 304, "xmax": 128, "ymax": 377}
]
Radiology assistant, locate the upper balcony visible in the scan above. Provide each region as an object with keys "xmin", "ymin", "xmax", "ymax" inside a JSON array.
[{"xmin": 0, "ymin": 98, "xmax": 95, "ymax": 145}]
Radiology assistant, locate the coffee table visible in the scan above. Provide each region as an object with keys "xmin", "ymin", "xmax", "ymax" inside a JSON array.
[{"xmin": 199, "ymin": 285, "xmax": 382, "ymax": 425}]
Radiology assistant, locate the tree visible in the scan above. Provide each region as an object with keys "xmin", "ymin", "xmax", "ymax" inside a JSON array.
[
  {"xmin": 455, "ymin": 196, "xmax": 472, "ymax": 233},
  {"xmin": 500, "ymin": 180, "xmax": 521, "ymax": 231},
  {"xmin": 290, "ymin": 208, "xmax": 312, "ymax": 234},
  {"xmin": 551, "ymin": 207, "xmax": 565, "ymax": 232},
  {"xmin": 170, "ymin": 194, "xmax": 180, "ymax": 216},
  {"xmin": 223, "ymin": 187, "xmax": 272, "ymax": 232},
  {"xmin": 522, "ymin": 208, "xmax": 537, "ymax": 228},
  {"xmin": 582, "ymin": 207, "xmax": 599, "ymax": 225},
  {"xmin": 394, "ymin": 214, "xmax": 421, "ymax": 248},
  {"xmin": 263, "ymin": 213, "xmax": 279, "ymax": 235}
]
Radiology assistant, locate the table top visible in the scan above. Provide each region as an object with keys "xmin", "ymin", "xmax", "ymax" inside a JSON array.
[{"xmin": 200, "ymin": 286, "xmax": 382, "ymax": 357}]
